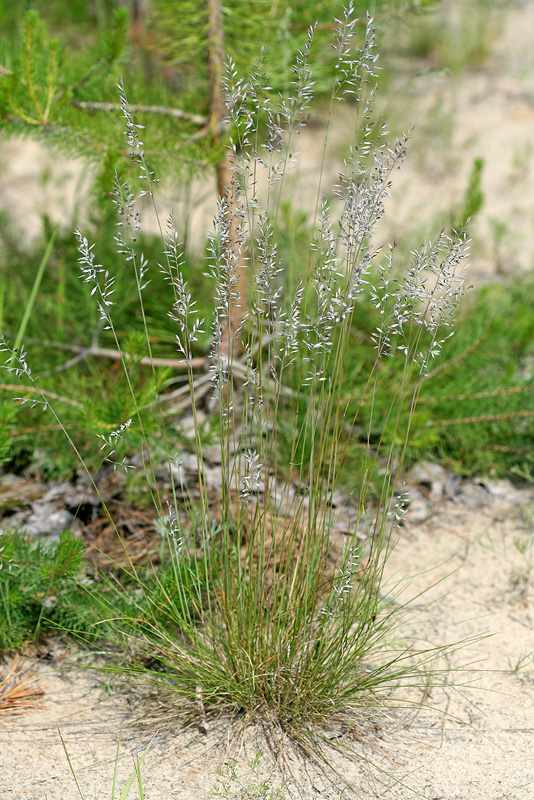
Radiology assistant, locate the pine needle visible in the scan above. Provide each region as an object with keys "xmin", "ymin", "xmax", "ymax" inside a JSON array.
[{"xmin": 0, "ymin": 655, "xmax": 44, "ymax": 719}]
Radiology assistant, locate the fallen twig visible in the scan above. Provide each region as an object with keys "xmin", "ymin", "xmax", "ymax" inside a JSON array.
[
  {"xmin": 42, "ymin": 343, "xmax": 206, "ymax": 374},
  {"xmin": 195, "ymin": 685, "xmax": 209, "ymax": 734}
]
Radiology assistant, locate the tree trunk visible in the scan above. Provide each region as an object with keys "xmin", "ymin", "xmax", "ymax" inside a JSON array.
[{"xmin": 206, "ymin": 0, "xmax": 247, "ymax": 351}]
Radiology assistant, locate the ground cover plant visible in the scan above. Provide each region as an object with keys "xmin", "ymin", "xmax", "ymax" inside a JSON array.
[
  {"xmin": 0, "ymin": 6, "xmax": 475, "ymax": 783},
  {"xmin": 0, "ymin": 528, "xmax": 87, "ymax": 650},
  {"xmin": 0, "ymin": 523, "xmax": 219, "ymax": 652}
]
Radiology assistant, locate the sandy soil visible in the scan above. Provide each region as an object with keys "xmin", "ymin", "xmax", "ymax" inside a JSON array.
[{"xmin": 1, "ymin": 477, "xmax": 533, "ymax": 800}]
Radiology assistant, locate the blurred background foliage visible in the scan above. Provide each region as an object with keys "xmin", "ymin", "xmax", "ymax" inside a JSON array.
[
  {"xmin": 1, "ymin": 0, "xmax": 534, "ymax": 487},
  {"xmin": 0, "ymin": 0, "xmax": 436, "ymax": 192}
]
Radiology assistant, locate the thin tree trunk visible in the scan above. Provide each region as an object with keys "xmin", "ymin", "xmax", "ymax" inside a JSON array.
[
  {"xmin": 206, "ymin": 0, "xmax": 228, "ymax": 183},
  {"xmin": 206, "ymin": 0, "xmax": 247, "ymax": 350}
]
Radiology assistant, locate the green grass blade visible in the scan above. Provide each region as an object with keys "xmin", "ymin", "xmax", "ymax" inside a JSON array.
[
  {"xmin": 0, "ymin": 278, "xmax": 5, "ymax": 334},
  {"xmin": 13, "ymin": 226, "xmax": 57, "ymax": 354},
  {"xmin": 57, "ymin": 726, "xmax": 86, "ymax": 800},
  {"xmin": 111, "ymin": 729, "xmax": 122, "ymax": 800},
  {"xmin": 118, "ymin": 740, "xmax": 151, "ymax": 800}
]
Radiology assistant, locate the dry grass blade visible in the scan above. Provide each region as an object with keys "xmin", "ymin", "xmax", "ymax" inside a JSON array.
[{"xmin": 0, "ymin": 655, "xmax": 45, "ymax": 718}]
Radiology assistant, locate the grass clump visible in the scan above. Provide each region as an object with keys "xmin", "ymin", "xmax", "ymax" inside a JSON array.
[{"xmin": 1, "ymin": 6, "xmax": 469, "ymax": 777}]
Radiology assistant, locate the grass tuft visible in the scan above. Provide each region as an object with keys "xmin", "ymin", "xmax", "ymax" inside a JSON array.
[{"xmin": 1, "ymin": 7, "xmax": 472, "ymax": 785}]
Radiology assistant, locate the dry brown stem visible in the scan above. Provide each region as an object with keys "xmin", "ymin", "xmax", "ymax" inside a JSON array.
[{"xmin": 0, "ymin": 656, "xmax": 44, "ymax": 720}]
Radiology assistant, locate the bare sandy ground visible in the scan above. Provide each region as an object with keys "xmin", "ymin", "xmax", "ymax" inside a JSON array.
[{"xmin": 1, "ymin": 476, "xmax": 533, "ymax": 800}]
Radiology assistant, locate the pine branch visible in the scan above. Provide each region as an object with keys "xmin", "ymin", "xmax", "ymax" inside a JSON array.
[
  {"xmin": 418, "ymin": 384, "xmax": 534, "ymax": 405},
  {"xmin": 429, "ymin": 410, "xmax": 534, "ymax": 427}
]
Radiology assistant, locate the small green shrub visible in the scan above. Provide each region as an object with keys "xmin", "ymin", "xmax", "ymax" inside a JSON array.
[
  {"xmin": 0, "ymin": 528, "xmax": 86, "ymax": 649},
  {"xmin": 0, "ymin": 521, "xmax": 221, "ymax": 653},
  {"xmin": 453, "ymin": 156, "xmax": 485, "ymax": 233}
]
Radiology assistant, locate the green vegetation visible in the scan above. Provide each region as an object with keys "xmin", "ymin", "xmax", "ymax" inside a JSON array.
[
  {"xmin": 2, "ymin": 186, "xmax": 534, "ymax": 485},
  {"xmin": 0, "ymin": 521, "xmax": 222, "ymax": 653},
  {"xmin": 0, "ymin": 10, "xmax": 472, "ymax": 776},
  {"xmin": 403, "ymin": 0, "xmax": 504, "ymax": 72},
  {"xmin": 0, "ymin": 529, "xmax": 88, "ymax": 649},
  {"xmin": 210, "ymin": 752, "xmax": 289, "ymax": 799},
  {"xmin": 1, "ymin": 2, "xmax": 529, "ymax": 487},
  {"xmin": 453, "ymin": 156, "xmax": 485, "ymax": 233},
  {"xmin": 0, "ymin": 216, "xmax": 213, "ymax": 477},
  {"xmin": 0, "ymin": 1, "xmax": 435, "ymax": 195},
  {"xmin": 59, "ymin": 727, "xmax": 151, "ymax": 800}
]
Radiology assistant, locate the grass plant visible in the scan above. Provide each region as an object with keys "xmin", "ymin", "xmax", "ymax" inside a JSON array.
[
  {"xmin": 1, "ymin": 5, "xmax": 472, "ymax": 790},
  {"xmin": 59, "ymin": 727, "xmax": 151, "ymax": 800}
]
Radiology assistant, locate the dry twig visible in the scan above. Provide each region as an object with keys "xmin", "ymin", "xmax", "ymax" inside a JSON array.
[{"xmin": 0, "ymin": 383, "xmax": 84, "ymax": 409}]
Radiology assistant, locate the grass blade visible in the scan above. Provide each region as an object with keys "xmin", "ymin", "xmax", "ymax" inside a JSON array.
[{"xmin": 13, "ymin": 226, "xmax": 57, "ymax": 354}]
